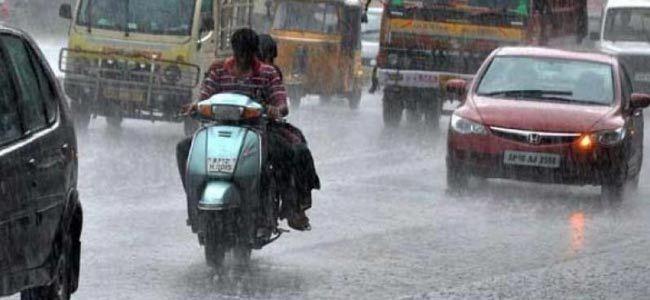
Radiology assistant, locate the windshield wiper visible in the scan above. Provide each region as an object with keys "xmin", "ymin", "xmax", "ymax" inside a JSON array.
[{"xmin": 480, "ymin": 89, "xmax": 573, "ymax": 97}]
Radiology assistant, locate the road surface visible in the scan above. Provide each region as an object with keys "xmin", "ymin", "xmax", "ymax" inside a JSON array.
[{"xmin": 13, "ymin": 38, "xmax": 650, "ymax": 300}]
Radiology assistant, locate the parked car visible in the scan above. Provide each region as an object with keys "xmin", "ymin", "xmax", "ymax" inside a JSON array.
[
  {"xmin": 592, "ymin": 0, "xmax": 650, "ymax": 93},
  {"xmin": 0, "ymin": 26, "xmax": 82, "ymax": 299},
  {"xmin": 446, "ymin": 47, "xmax": 650, "ymax": 201},
  {"xmin": 361, "ymin": 7, "xmax": 381, "ymax": 66}
]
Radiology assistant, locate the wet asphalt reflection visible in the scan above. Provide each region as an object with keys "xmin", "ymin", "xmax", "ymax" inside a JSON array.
[{"xmin": 6, "ymin": 92, "xmax": 645, "ymax": 299}]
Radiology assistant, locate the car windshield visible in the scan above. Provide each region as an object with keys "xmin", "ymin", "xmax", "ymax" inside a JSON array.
[
  {"xmin": 604, "ymin": 8, "xmax": 650, "ymax": 42},
  {"xmin": 76, "ymin": 0, "xmax": 196, "ymax": 36},
  {"xmin": 273, "ymin": 1, "xmax": 341, "ymax": 33},
  {"xmin": 477, "ymin": 56, "xmax": 614, "ymax": 105}
]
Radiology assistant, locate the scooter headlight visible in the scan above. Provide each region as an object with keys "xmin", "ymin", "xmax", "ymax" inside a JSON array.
[{"xmin": 450, "ymin": 114, "xmax": 488, "ymax": 135}]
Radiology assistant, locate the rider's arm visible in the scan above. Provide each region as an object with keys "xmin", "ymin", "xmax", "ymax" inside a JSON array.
[
  {"xmin": 199, "ymin": 63, "xmax": 223, "ymax": 101},
  {"xmin": 182, "ymin": 62, "xmax": 223, "ymax": 114}
]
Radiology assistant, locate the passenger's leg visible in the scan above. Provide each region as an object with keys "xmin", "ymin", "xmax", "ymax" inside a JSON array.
[{"xmin": 292, "ymin": 143, "xmax": 320, "ymax": 211}]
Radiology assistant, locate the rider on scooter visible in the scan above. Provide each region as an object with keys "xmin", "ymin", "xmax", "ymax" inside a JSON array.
[{"xmin": 177, "ymin": 29, "xmax": 319, "ymax": 231}]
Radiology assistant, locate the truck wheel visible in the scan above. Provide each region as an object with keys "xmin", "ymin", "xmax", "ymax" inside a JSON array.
[
  {"xmin": 382, "ymin": 95, "xmax": 402, "ymax": 127},
  {"xmin": 21, "ymin": 229, "xmax": 74, "ymax": 300},
  {"xmin": 106, "ymin": 103, "xmax": 123, "ymax": 129},
  {"xmin": 71, "ymin": 101, "xmax": 91, "ymax": 131},
  {"xmin": 424, "ymin": 99, "xmax": 442, "ymax": 129},
  {"xmin": 232, "ymin": 245, "xmax": 252, "ymax": 267},
  {"xmin": 348, "ymin": 89, "xmax": 362, "ymax": 110},
  {"xmin": 405, "ymin": 109, "xmax": 421, "ymax": 124},
  {"xmin": 204, "ymin": 214, "xmax": 226, "ymax": 269},
  {"xmin": 447, "ymin": 158, "xmax": 468, "ymax": 194}
]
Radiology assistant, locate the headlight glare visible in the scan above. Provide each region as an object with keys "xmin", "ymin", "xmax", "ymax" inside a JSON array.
[{"xmin": 451, "ymin": 114, "xmax": 488, "ymax": 135}]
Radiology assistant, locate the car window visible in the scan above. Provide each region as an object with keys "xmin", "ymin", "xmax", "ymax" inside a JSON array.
[
  {"xmin": 2, "ymin": 35, "xmax": 47, "ymax": 133},
  {"xmin": 0, "ymin": 57, "xmax": 21, "ymax": 146},
  {"xmin": 27, "ymin": 43, "xmax": 57, "ymax": 124},
  {"xmin": 477, "ymin": 56, "xmax": 615, "ymax": 105}
]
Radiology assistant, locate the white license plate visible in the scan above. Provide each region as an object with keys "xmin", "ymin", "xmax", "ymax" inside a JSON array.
[
  {"xmin": 635, "ymin": 73, "xmax": 650, "ymax": 83},
  {"xmin": 503, "ymin": 151, "xmax": 561, "ymax": 168},
  {"xmin": 207, "ymin": 157, "xmax": 236, "ymax": 173}
]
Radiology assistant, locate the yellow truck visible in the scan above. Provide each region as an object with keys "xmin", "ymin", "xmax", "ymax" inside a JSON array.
[{"xmin": 58, "ymin": 0, "xmax": 254, "ymax": 133}]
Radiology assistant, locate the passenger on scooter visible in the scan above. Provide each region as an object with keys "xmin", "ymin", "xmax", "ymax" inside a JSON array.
[
  {"xmin": 257, "ymin": 33, "xmax": 321, "ymax": 230},
  {"xmin": 176, "ymin": 29, "xmax": 319, "ymax": 231}
]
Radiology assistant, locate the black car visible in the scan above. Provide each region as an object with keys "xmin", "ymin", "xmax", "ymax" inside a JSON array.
[{"xmin": 0, "ymin": 26, "xmax": 82, "ymax": 299}]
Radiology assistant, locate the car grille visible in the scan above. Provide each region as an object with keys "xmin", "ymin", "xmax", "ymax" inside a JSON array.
[{"xmin": 490, "ymin": 127, "xmax": 580, "ymax": 145}]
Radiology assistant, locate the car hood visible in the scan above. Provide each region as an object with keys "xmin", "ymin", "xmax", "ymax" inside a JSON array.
[
  {"xmin": 471, "ymin": 97, "xmax": 615, "ymax": 133},
  {"xmin": 600, "ymin": 41, "xmax": 650, "ymax": 55}
]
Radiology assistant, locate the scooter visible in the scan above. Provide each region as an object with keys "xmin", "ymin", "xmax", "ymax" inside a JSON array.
[{"xmin": 184, "ymin": 93, "xmax": 282, "ymax": 269}]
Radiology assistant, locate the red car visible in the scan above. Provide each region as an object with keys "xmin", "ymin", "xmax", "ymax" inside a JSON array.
[{"xmin": 446, "ymin": 47, "xmax": 650, "ymax": 200}]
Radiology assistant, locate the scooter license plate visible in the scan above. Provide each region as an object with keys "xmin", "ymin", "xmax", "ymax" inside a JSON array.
[{"xmin": 207, "ymin": 157, "xmax": 236, "ymax": 173}]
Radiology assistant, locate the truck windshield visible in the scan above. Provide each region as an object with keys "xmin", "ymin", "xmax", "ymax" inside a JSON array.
[
  {"xmin": 76, "ymin": 0, "xmax": 196, "ymax": 36},
  {"xmin": 388, "ymin": 0, "xmax": 528, "ymax": 26},
  {"xmin": 604, "ymin": 8, "xmax": 650, "ymax": 42},
  {"xmin": 477, "ymin": 57, "xmax": 614, "ymax": 105},
  {"xmin": 273, "ymin": 1, "xmax": 340, "ymax": 34}
]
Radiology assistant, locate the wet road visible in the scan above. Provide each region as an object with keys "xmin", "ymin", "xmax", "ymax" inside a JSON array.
[
  {"xmin": 8, "ymin": 34, "xmax": 648, "ymax": 299},
  {"xmin": 12, "ymin": 90, "xmax": 650, "ymax": 299}
]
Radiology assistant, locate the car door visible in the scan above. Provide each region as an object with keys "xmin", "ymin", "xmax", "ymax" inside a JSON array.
[
  {"xmin": 1, "ymin": 34, "xmax": 67, "ymax": 271},
  {"xmin": 620, "ymin": 65, "xmax": 644, "ymax": 176},
  {"xmin": 0, "ymin": 47, "xmax": 30, "ymax": 274}
]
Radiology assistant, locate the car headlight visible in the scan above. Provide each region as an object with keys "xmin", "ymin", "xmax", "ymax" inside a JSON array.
[
  {"xmin": 450, "ymin": 114, "xmax": 488, "ymax": 135},
  {"xmin": 594, "ymin": 127, "xmax": 627, "ymax": 146},
  {"xmin": 388, "ymin": 53, "xmax": 399, "ymax": 67}
]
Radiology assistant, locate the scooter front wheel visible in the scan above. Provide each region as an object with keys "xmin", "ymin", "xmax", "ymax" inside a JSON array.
[{"xmin": 203, "ymin": 213, "xmax": 226, "ymax": 269}]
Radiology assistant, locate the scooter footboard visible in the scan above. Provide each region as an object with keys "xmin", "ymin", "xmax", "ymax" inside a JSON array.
[{"xmin": 199, "ymin": 181, "xmax": 241, "ymax": 211}]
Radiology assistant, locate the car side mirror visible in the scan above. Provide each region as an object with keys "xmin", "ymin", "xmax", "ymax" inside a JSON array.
[
  {"xmin": 59, "ymin": 3, "xmax": 72, "ymax": 20},
  {"xmin": 589, "ymin": 32, "xmax": 600, "ymax": 41},
  {"xmin": 446, "ymin": 79, "xmax": 467, "ymax": 95},
  {"xmin": 631, "ymin": 93, "xmax": 650, "ymax": 109},
  {"xmin": 361, "ymin": 12, "xmax": 368, "ymax": 23}
]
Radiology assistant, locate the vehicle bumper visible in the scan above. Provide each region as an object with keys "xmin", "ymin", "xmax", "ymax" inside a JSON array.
[
  {"xmin": 447, "ymin": 131, "xmax": 626, "ymax": 186},
  {"xmin": 64, "ymin": 75, "xmax": 193, "ymax": 121},
  {"xmin": 378, "ymin": 68, "xmax": 473, "ymax": 89}
]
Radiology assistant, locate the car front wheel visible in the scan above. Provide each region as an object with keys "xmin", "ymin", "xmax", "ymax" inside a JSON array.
[
  {"xmin": 447, "ymin": 158, "xmax": 469, "ymax": 193},
  {"xmin": 21, "ymin": 233, "xmax": 74, "ymax": 300}
]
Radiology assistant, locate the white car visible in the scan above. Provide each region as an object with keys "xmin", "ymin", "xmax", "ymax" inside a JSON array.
[
  {"xmin": 593, "ymin": 0, "xmax": 650, "ymax": 93},
  {"xmin": 361, "ymin": 7, "xmax": 382, "ymax": 66}
]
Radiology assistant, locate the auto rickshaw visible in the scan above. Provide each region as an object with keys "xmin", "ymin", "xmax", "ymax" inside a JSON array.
[{"xmin": 270, "ymin": 0, "xmax": 364, "ymax": 109}]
